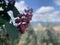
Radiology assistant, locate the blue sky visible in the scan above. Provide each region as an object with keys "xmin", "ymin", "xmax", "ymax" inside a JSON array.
[
  {"xmin": 16, "ymin": 0, "xmax": 60, "ymax": 11},
  {"xmin": 3, "ymin": 0, "xmax": 60, "ymax": 23},
  {"xmin": 15, "ymin": 0, "xmax": 60, "ymax": 22}
]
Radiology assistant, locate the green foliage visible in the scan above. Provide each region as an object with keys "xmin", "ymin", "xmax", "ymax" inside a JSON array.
[
  {"xmin": 12, "ymin": 6, "xmax": 20, "ymax": 17},
  {"xmin": 0, "ymin": 38, "xmax": 5, "ymax": 43},
  {"xmin": 0, "ymin": 18, "xmax": 6, "ymax": 26},
  {"xmin": 5, "ymin": 23, "xmax": 19, "ymax": 42},
  {"xmin": 0, "ymin": 0, "xmax": 21, "ymax": 45}
]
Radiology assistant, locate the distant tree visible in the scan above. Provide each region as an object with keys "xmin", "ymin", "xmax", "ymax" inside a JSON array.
[{"xmin": 25, "ymin": 25, "xmax": 37, "ymax": 45}]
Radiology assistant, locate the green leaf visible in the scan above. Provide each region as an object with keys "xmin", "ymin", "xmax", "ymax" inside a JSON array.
[
  {"xmin": 5, "ymin": 23, "xmax": 19, "ymax": 42},
  {"xmin": 2, "ymin": 11, "xmax": 11, "ymax": 21},
  {"xmin": 12, "ymin": 6, "xmax": 20, "ymax": 17},
  {"xmin": 0, "ymin": 18, "xmax": 6, "ymax": 26},
  {"xmin": 0, "ymin": 11, "xmax": 11, "ymax": 22}
]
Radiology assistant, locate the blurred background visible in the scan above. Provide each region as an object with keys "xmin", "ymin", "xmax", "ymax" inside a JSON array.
[{"xmin": 0, "ymin": 0, "xmax": 60, "ymax": 45}]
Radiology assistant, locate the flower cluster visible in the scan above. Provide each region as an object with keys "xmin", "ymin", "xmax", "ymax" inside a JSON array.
[{"xmin": 15, "ymin": 9, "xmax": 33, "ymax": 34}]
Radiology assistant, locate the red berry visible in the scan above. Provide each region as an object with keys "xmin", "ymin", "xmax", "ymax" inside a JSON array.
[
  {"xmin": 26, "ymin": 14, "xmax": 32, "ymax": 20},
  {"xmin": 26, "ymin": 17, "xmax": 31, "ymax": 23},
  {"xmin": 21, "ymin": 18, "xmax": 27, "ymax": 22},
  {"xmin": 18, "ymin": 14, "xmax": 26, "ymax": 18},
  {"xmin": 15, "ymin": 19, "xmax": 21, "ymax": 23},
  {"xmin": 25, "ymin": 13, "xmax": 29, "ymax": 17},
  {"xmin": 25, "ymin": 15, "xmax": 32, "ymax": 23},
  {"xmin": 26, "ymin": 18, "xmax": 31, "ymax": 23},
  {"xmin": 17, "ymin": 24, "xmax": 26, "ymax": 34},
  {"xmin": 28, "ymin": 15, "xmax": 32, "ymax": 20},
  {"xmin": 24, "ymin": 23, "xmax": 29, "ymax": 28}
]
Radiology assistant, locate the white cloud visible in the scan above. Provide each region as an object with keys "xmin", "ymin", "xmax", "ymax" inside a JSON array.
[
  {"xmin": 36, "ymin": 6, "xmax": 54, "ymax": 13},
  {"xmin": 15, "ymin": 1, "xmax": 27, "ymax": 12},
  {"xmin": 31, "ymin": 6, "xmax": 60, "ymax": 22},
  {"xmin": 54, "ymin": 0, "xmax": 60, "ymax": 6}
]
